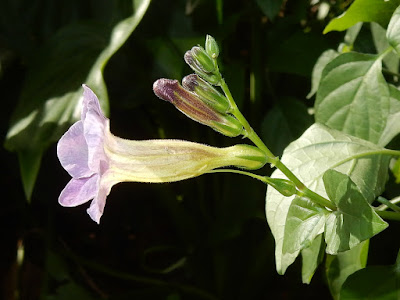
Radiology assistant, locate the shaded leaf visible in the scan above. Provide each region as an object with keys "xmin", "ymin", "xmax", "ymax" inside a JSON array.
[
  {"xmin": 266, "ymin": 124, "xmax": 390, "ymax": 274},
  {"xmin": 4, "ymin": 0, "xmax": 151, "ymax": 199},
  {"xmin": 307, "ymin": 49, "xmax": 339, "ymax": 99},
  {"xmin": 301, "ymin": 235, "xmax": 325, "ymax": 284},
  {"xmin": 255, "ymin": 0, "xmax": 283, "ymax": 20},
  {"xmin": 323, "ymin": 170, "xmax": 388, "ymax": 254},
  {"xmin": 324, "ymin": 0, "xmax": 400, "ymax": 34},
  {"xmin": 315, "ymin": 52, "xmax": 390, "ymax": 145},
  {"xmin": 379, "ymin": 84, "xmax": 400, "ymax": 146},
  {"xmin": 325, "ymin": 241, "xmax": 369, "ymax": 300},
  {"xmin": 387, "ymin": 4, "xmax": 400, "ymax": 55},
  {"xmin": 261, "ymin": 97, "xmax": 313, "ymax": 155},
  {"xmin": 371, "ymin": 22, "xmax": 399, "ymax": 74},
  {"xmin": 340, "ymin": 266, "xmax": 399, "ymax": 300}
]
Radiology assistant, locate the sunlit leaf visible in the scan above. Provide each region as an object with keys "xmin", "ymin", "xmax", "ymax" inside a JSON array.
[
  {"xmin": 4, "ymin": 0, "xmax": 151, "ymax": 200},
  {"xmin": 282, "ymin": 197, "xmax": 327, "ymax": 255},
  {"xmin": 301, "ymin": 235, "xmax": 325, "ymax": 284},
  {"xmin": 315, "ymin": 52, "xmax": 390, "ymax": 145},
  {"xmin": 325, "ymin": 241, "xmax": 369, "ymax": 300},
  {"xmin": 387, "ymin": 4, "xmax": 400, "ymax": 55},
  {"xmin": 324, "ymin": 0, "xmax": 400, "ymax": 34},
  {"xmin": 266, "ymin": 124, "xmax": 390, "ymax": 274},
  {"xmin": 323, "ymin": 170, "xmax": 388, "ymax": 254}
]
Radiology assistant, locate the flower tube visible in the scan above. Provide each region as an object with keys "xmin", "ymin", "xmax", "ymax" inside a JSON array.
[{"xmin": 57, "ymin": 85, "xmax": 266, "ymax": 223}]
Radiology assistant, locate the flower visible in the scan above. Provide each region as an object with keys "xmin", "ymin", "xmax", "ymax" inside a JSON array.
[{"xmin": 58, "ymin": 85, "xmax": 267, "ymax": 223}]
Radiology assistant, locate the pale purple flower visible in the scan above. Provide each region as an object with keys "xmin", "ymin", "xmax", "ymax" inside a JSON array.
[
  {"xmin": 57, "ymin": 85, "xmax": 112, "ymax": 223},
  {"xmin": 57, "ymin": 85, "xmax": 267, "ymax": 224}
]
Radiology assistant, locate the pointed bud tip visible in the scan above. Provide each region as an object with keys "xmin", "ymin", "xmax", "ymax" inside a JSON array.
[
  {"xmin": 153, "ymin": 79, "xmax": 180, "ymax": 103},
  {"xmin": 182, "ymin": 74, "xmax": 198, "ymax": 91}
]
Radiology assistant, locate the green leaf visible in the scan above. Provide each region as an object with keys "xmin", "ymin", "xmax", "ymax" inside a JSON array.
[
  {"xmin": 255, "ymin": 0, "xmax": 283, "ymax": 20},
  {"xmin": 4, "ymin": 0, "xmax": 151, "ymax": 200},
  {"xmin": 340, "ymin": 266, "xmax": 400, "ymax": 299},
  {"xmin": 324, "ymin": 0, "xmax": 400, "ymax": 34},
  {"xmin": 379, "ymin": 84, "xmax": 400, "ymax": 146},
  {"xmin": 18, "ymin": 150, "xmax": 42, "ymax": 202},
  {"xmin": 387, "ymin": 4, "xmax": 400, "ymax": 55},
  {"xmin": 392, "ymin": 157, "xmax": 400, "ymax": 183},
  {"xmin": 325, "ymin": 240, "xmax": 369, "ymax": 300},
  {"xmin": 315, "ymin": 52, "xmax": 390, "ymax": 145},
  {"xmin": 307, "ymin": 49, "xmax": 339, "ymax": 99},
  {"xmin": 371, "ymin": 22, "xmax": 399, "ymax": 74},
  {"xmin": 301, "ymin": 235, "xmax": 325, "ymax": 284},
  {"xmin": 283, "ymin": 197, "xmax": 328, "ymax": 255},
  {"xmin": 266, "ymin": 123, "xmax": 390, "ymax": 274},
  {"xmin": 323, "ymin": 170, "xmax": 388, "ymax": 254},
  {"xmin": 261, "ymin": 97, "xmax": 313, "ymax": 155}
]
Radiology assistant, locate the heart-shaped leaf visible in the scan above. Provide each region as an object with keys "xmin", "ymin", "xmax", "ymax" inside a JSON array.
[
  {"xmin": 315, "ymin": 52, "xmax": 390, "ymax": 145},
  {"xmin": 323, "ymin": 170, "xmax": 388, "ymax": 254},
  {"xmin": 324, "ymin": 0, "xmax": 400, "ymax": 34},
  {"xmin": 266, "ymin": 123, "xmax": 390, "ymax": 274}
]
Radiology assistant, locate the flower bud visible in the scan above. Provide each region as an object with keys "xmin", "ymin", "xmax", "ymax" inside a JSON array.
[
  {"xmin": 153, "ymin": 78, "xmax": 243, "ymax": 137},
  {"xmin": 182, "ymin": 74, "xmax": 230, "ymax": 113},
  {"xmin": 266, "ymin": 178, "xmax": 297, "ymax": 197},
  {"xmin": 184, "ymin": 51, "xmax": 221, "ymax": 85},
  {"xmin": 191, "ymin": 46, "xmax": 215, "ymax": 73},
  {"xmin": 205, "ymin": 35, "xmax": 219, "ymax": 59},
  {"xmin": 224, "ymin": 144, "xmax": 268, "ymax": 170}
]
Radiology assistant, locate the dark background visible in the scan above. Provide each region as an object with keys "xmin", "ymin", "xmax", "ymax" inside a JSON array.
[{"xmin": 2, "ymin": 0, "xmax": 399, "ymax": 299}]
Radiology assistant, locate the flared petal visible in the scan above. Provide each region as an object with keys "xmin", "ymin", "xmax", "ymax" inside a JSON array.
[
  {"xmin": 57, "ymin": 121, "xmax": 92, "ymax": 178},
  {"xmin": 81, "ymin": 85, "xmax": 107, "ymax": 121},
  {"xmin": 86, "ymin": 178, "xmax": 114, "ymax": 224},
  {"xmin": 58, "ymin": 175, "xmax": 99, "ymax": 207}
]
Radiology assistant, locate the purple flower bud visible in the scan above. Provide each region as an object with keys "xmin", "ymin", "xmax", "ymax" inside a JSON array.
[{"xmin": 153, "ymin": 78, "xmax": 242, "ymax": 137}]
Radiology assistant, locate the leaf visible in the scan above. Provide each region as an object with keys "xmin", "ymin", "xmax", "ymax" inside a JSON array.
[
  {"xmin": 261, "ymin": 97, "xmax": 313, "ymax": 156},
  {"xmin": 379, "ymin": 84, "xmax": 400, "ymax": 146},
  {"xmin": 255, "ymin": 0, "xmax": 284, "ymax": 20},
  {"xmin": 323, "ymin": 170, "xmax": 388, "ymax": 254},
  {"xmin": 325, "ymin": 240, "xmax": 369, "ymax": 300},
  {"xmin": 301, "ymin": 234, "xmax": 325, "ymax": 284},
  {"xmin": 324, "ymin": 0, "xmax": 400, "ymax": 34},
  {"xmin": 315, "ymin": 52, "xmax": 390, "ymax": 145},
  {"xmin": 17, "ymin": 150, "xmax": 42, "ymax": 202},
  {"xmin": 307, "ymin": 49, "xmax": 339, "ymax": 99},
  {"xmin": 371, "ymin": 22, "xmax": 399, "ymax": 74},
  {"xmin": 387, "ymin": 4, "xmax": 400, "ymax": 55},
  {"xmin": 340, "ymin": 266, "xmax": 400, "ymax": 299},
  {"xmin": 282, "ymin": 197, "xmax": 327, "ymax": 255},
  {"xmin": 265, "ymin": 123, "xmax": 390, "ymax": 274},
  {"xmin": 392, "ymin": 157, "xmax": 400, "ymax": 183},
  {"xmin": 4, "ymin": 0, "xmax": 151, "ymax": 200}
]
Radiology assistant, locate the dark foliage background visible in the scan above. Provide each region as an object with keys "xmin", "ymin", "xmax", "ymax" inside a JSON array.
[{"xmin": 4, "ymin": 0, "xmax": 392, "ymax": 299}]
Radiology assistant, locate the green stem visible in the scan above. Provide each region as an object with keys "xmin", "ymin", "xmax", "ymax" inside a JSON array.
[
  {"xmin": 375, "ymin": 210, "xmax": 400, "ymax": 221},
  {"xmin": 208, "ymin": 168, "xmax": 269, "ymax": 183},
  {"xmin": 219, "ymin": 77, "xmax": 336, "ymax": 210},
  {"xmin": 376, "ymin": 196, "xmax": 400, "ymax": 212}
]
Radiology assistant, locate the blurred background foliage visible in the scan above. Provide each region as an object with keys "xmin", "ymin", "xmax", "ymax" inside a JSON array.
[{"xmin": 2, "ymin": 0, "xmax": 392, "ymax": 299}]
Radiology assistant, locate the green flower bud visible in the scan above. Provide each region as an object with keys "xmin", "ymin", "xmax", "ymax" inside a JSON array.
[
  {"xmin": 266, "ymin": 178, "xmax": 297, "ymax": 197},
  {"xmin": 184, "ymin": 50, "xmax": 221, "ymax": 85},
  {"xmin": 205, "ymin": 35, "xmax": 219, "ymax": 59},
  {"xmin": 182, "ymin": 74, "xmax": 230, "ymax": 113},
  {"xmin": 191, "ymin": 46, "xmax": 215, "ymax": 73},
  {"xmin": 153, "ymin": 78, "xmax": 243, "ymax": 137},
  {"xmin": 223, "ymin": 144, "xmax": 268, "ymax": 170}
]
